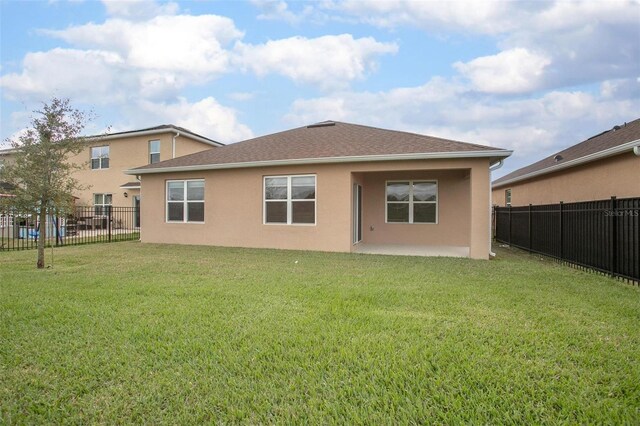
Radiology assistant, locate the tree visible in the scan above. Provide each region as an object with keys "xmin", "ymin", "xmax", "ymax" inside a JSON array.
[{"xmin": 0, "ymin": 98, "xmax": 95, "ymax": 268}]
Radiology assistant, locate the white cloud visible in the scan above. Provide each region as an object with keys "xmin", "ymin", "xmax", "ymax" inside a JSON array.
[
  {"xmin": 323, "ymin": 0, "xmax": 640, "ymax": 93},
  {"xmin": 102, "ymin": 0, "xmax": 180, "ymax": 20},
  {"xmin": 454, "ymin": 48, "xmax": 551, "ymax": 94},
  {"xmin": 44, "ymin": 15, "xmax": 243, "ymax": 77},
  {"xmin": 0, "ymin": 48, "xmax": 131, "ymax": 103},
  {"xmin": 234, "ymin": 34, "xmax": 398, "ymax": 89},
  {"xmin": 330, "ymin": 0, "xmax": 523, "ymax": 34},
  {"xmin": 133, "ymin": 97, "xmax": 254, "ymax": 143},
  {"xmin": 252, "ymin": 0, "xmax": 311, "ymax": 24}
]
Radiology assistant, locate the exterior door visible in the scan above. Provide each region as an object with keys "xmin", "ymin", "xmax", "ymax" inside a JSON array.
[
  {"xmin": 133, "ymin": 195, "xmax": 140, "ymax": 228},
  {"xmin": 353, "ymin": 184, "xmax": 362, "ymax": 244}
]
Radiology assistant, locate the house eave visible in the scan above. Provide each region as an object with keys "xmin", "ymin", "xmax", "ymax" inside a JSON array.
[
  {"xmin": 125, "ymin": 149, "xmax": 513, "ymax": 175},
  {"xmin": 89, "ymin": 127, "xmax": 224, "ymax": 147},
  {"xmin": 492, "ymin": 139, "xmax": 640, "ymax": 188}
]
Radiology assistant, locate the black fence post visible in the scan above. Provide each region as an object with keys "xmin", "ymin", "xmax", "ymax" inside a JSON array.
[
  {"xmin": 508, "ymin": 205, "xmax": 512, "ymax": 245},
  {"xmin": 559, "ymin": 201, "xmax": 564, "ymax": 260},
  {"xmin": 108, "ymin": 207, "xmax": 112, "ymax": 243},
  {"xmin": 54, "ymin": 215, "xmax": 60, "ymax": 247},
  {"xmin": 528, "ymin": 204, "xmax": 533, "ymax": 253},
  {"xmin": 610, "ymin": 196, "xmax": 617, "ymax": 277}
]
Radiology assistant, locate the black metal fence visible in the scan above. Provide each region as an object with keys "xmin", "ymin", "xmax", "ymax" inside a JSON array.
[
  {"xmin": 495, "ymin": 197, "xmax": 639, "ymax": 284},
  {"xmin": 0, "ymin": 206, "xmax": 139, "ymax": 251}
]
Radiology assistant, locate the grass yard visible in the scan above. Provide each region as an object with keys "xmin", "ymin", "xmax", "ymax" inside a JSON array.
[{"xmin": 1, "ymin": 242, "xmax": 639, "ymax": 424}]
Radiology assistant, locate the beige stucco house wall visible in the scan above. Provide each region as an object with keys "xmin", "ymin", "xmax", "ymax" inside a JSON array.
[
  {"xmin": 493, "ymin": 152, "xmax": 640, "ymax": 206},
  {"xmin": 67, "ymin": 129, "xmax": 219, "ymax": 208},
  {"xmin": 138, "ymin": 158, "xmax": 493, "ymax": 259}
]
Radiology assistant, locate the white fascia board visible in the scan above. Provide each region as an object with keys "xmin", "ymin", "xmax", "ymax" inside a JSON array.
[
  {"xmin": 89, "ymin": 127, "xmax": 224, "ymax": 147},
  {"xmin": 492, "ymin": 139, "xmax": 640, "ymax": 188},
  {"xmin": 125, "ymin": 149, "xmax": 513, "ymax": 175}
]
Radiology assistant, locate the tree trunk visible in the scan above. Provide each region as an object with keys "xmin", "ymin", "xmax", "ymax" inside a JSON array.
[{"xmin": 37, "ymin": 204, "xmax": 47, "ymax": 269}]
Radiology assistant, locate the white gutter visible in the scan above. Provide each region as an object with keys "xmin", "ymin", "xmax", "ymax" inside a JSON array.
[
  {"xmin": 125, "ymin": 149, "xmax": 513, "ymax": 175},
  {"xmin": 493, "ymin": 139, "xmax": 640, "ymax": 188},
  {"xmin": 89, "ymin": 127, "xmax": 224, "ymax": 147},
  {"xmin": 489, "ymin": 159, "xmax": 504, "ymax": 171},
  {"xmin": 172, "ymin": 131, "xmax": 179, "ymax": 159}
]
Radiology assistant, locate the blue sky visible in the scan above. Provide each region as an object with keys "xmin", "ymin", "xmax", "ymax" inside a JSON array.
[{"xmin": 1, "ymin": 0, "xmax": 639, "ymax": 178}]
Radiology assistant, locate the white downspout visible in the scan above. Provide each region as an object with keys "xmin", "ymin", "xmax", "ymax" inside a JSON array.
[
  {"xmin": 488, "ymin": 160, "xmax": 504, "ymax": 257},
  {"xmin": 172, "ymin": 131, "xmax": 180, "ymax": 159},
  {"xmin": 633, "ymin": 145, "xmax": 640, "ymax": 156}
]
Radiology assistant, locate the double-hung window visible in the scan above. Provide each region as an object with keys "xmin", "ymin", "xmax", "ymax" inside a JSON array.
[
  {"xmin": 264, "ymin": 175, "xmax": 316, "ymax": 225},
  {"xmin": 91, "ymin": 146, "xmax": 109, "ymax": 169},
  {"xmin": 505, "ymin": 189, "xmax": 512, "ymax": 206},
  {"xmin": 166, "ymin": 180, "xmax": 204, "ymax": 223},
  {"xmin": 149, "ymin": 140, "xmax": 160, "ymax": 164},
  {"xmin": 386, "ymin": 180, "xmax": 437, "ymax": 224},
  {"xmin": 94, "ymin": 193, "xmax": 112, "ymax": 216}
]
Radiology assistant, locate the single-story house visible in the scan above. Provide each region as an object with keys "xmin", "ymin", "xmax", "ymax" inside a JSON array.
[
  {"xmin": 493, "ymin": 118, "xmax": 640, "ymax": 206},
  {"xmin": 127, "ymin": 121, "xmax": 512, "ymax": 259}
]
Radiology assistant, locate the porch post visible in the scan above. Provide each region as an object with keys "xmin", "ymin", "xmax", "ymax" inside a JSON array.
[{"xmin": 469, "ymin": 163, "xmax": 491, "ymax": 259}]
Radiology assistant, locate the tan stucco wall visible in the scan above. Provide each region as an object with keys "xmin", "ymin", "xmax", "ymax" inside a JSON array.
[
  {"xmin": 67, "ymin": 134, "xmax": 214, "ymax": 207},
  {"xmin": 359, "ymin": 169, "xmax": 470, "ymax": 247},
  {"xmin": 492, "ymin": 152, "xmax": 640, "ymax": 206},
  {"xmin": 139, "ymin": 158, "xmax": 493, "ymax": 259}
]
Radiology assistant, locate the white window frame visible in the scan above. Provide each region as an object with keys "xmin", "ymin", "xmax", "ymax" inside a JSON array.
[
  {"xmin": 90, "ymin": 145, "xmax": 109, "ymax": 170},
  {"xmin": 166, "ymin": 179, "xmax": 205, "ymax": 224},
  {"xmin": 263, "ymin": 174, "xmax": 316, "ymax": 226},
  {"xmin": 385, "ymin": 180, "xmax": 438, "ymax": 224},
  {"xmin": 93, "ymin": 193, "xmax": 112, "ymax": 216},
  {"xmin": 505, "ymin": 189, "xmax": 512, "ymax": 206},
  {"xmin": 149, "ymin": 140, "xmax": 161, "ymax": 164}
]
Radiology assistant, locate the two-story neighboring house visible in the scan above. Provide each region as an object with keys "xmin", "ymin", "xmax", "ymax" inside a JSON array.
[{"xmin": 1, "ymin": 125, "xmax": 222, "ymax": 216}]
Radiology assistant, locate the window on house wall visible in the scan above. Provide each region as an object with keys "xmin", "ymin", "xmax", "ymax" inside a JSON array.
[
  {"xmin": 94, "ymin": 193, "xmax": 112, "ymax": 216},
  {"xmin": 91, "ymin": 146, "xmax": 109, "ymax": 169},
  {"xmin": 505, "ymin": 189, "xmax": 512, "ymax": 206},
  {"xmin": 264, "ymin": 175, "xmax": 316, "ymax": 225},
  {"xmin": 386, "ymin": 180, "xmax": 437, "ymax": 224},
  {"xmin": 149, "ymin": 140, "xmax": 160, "ymax": 164},
  {"xmin": 166, "ymin": 179, "xmax": 204, "ymax": 223}
]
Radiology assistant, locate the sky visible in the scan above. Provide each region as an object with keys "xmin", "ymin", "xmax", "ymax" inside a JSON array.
[{"xmin": 0, "ymin": 0, "xmax": 639, "ymax": 178}]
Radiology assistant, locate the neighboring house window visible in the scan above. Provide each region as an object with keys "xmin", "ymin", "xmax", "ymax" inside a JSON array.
[
  {"xmin": 264, "ymin": 175, "xmax": 316, "ymax": 225},
  {"xmin": 149, "ymin": 140, "xmax": 160, "ymax": 164},
  {"xmin": 505, "ymin": 189, "xmax": 512, "ymax": 206},
  {"xmin": 166, "ymin": 179, "xmax": 205, "ymax": 223},
  {"xmin": 91, "ymin": 146, "xmax": 109, "ymax": 169},
  {"xmin": 386, "ymin": 180, "xmax": 437, "ymax": 224},
  {"xmin": 94, "ymin": 193, "xmax": 112, "ymax": 216}
]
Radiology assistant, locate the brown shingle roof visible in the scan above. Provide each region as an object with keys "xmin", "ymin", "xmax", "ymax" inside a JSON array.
[
  {"xmin": 493, "ymin": 118, "xmax": 640, "ymax": 187},
  {"xmin": 130, "ymin": 121, "xmax": 509, "ymax": 173}
]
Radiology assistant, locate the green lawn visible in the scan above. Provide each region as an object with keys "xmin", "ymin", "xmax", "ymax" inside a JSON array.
[{"xmin": 1, "ymin": 242, "xmax": 639, "ymax": 424}]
